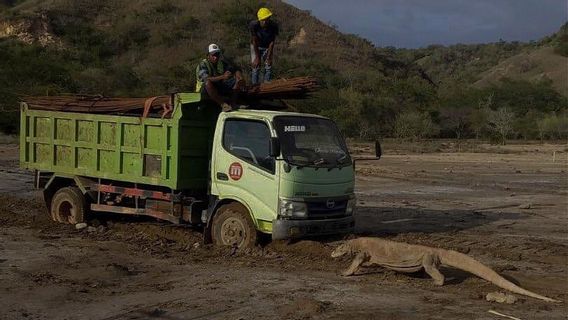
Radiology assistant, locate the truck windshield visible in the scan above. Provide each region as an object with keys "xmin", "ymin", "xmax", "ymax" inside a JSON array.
[{"xmin": 273, "ymin": 116, "xmax": 351, "ymax": 168}]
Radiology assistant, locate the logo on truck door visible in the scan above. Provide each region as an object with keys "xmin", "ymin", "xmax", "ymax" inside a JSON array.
[{"xmin": 229, "ymin": 162, "xmax": 243, "ymax": 180}]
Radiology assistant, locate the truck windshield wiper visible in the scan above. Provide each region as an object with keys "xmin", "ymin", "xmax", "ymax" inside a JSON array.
[
  {"xmin": 328, "ymin": 153, "xmax": 350, "ymax": 171},
  {"xmin": 285, "ymin": 157, "xmax": 310, "ymax": 169},
  {"xmin": 284, "ymin": 157, "xmax": 330, "ymax": 169}
]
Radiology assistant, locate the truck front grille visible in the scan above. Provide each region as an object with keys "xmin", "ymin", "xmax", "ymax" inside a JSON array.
[{"xmin": 306, "ymin": 199, "xmax": 348, "ymax": 219}]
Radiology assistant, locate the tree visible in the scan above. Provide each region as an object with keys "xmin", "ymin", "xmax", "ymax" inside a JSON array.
[
  {"xmin": 537, "ymin": 112, "xmax": 568, "ymax": 140},
  {"xmin": 394, "ymin": 111, "xmax": 439, "ymax": 141},
  {"xmin": 468, "ymin": 94, "xmax": 493, "ymax": 140},
  {"xmin": 488, "ymin": 107, "xmax": 515, "ymax": 145},
  {"xmin": 537, "ymin": 116, "xmax": 549, "ymax": 141},
  {"xmin": 553, "ymin": 23, "xmax": 568, "ymax": 57},
  {"xmin": 330, "ymin": 88, "xmax": 365, "ymax": 138},
  {"xmin": 469, "ymin": 108, "xmax": 489, "ymax": 140},
  {"xmin": 441, "ymin": 107, "xmax": 470, "ymax": 140}
]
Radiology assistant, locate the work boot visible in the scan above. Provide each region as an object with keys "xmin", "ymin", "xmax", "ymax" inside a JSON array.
[{"xmin": 221, "ymin": 103, "xmax": 232, "ymax": 112}]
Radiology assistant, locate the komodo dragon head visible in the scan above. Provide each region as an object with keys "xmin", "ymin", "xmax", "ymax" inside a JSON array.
[{"xmin": 331, "ymin": 242, "xmax": 353, "ymax": 258}]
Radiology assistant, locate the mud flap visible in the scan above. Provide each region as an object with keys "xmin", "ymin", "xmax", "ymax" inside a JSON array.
[{"xmin": 203, "ymin": 195, "xmax": 220, "ymax": 244}]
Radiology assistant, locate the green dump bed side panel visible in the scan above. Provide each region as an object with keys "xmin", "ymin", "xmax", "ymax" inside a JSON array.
[{"xmin": 19, "ymin": 94, "xmax": 218, "ymax": 191}]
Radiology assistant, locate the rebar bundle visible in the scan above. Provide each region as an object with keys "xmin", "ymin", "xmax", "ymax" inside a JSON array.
[
  {"xmin": 23, "ymin": 95, "xmax": 172, "ymax": 117},
  {"xmin": 22, "ymin": 77, "xmax": 319, "ymax": 116},
  {"xmin": 245, "ymin": 77, "xmax": 319, "ymax": 99}
]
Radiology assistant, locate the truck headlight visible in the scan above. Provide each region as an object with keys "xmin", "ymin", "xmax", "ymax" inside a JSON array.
[
  {"xmin": 346, "ymin": 198, "xmax": 356, "ymax": 215},
  {"xmin": 279, "ymin": 199, "xmax": 307, "ymax": 219}
]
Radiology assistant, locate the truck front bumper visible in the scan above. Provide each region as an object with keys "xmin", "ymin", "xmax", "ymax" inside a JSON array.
[{"xmin": 271, "ymin": 216, "xmax": 355, "ymax": 240}]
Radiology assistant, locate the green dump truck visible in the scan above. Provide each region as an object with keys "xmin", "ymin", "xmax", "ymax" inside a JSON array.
[{"xmin": 20, "ymin": 93, "xmax": 361, "ymax": 247}]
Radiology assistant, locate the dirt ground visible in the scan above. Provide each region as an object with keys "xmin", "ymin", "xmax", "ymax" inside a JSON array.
[{"xmin": 1, "ymin": 141, "xmax": 567, "ymax": 319}]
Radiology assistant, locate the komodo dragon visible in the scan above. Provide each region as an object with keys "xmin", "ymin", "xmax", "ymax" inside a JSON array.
[{"xmin": 331, "ymin": 237, "xmax": 560, "ymax": 303}]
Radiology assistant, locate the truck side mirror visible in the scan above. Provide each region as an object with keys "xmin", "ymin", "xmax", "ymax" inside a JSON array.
[
  {"xmin": 375, "ymin": 140, "xmax": 382, "ymax": 159},
  {"xmin": 269, "ymin": 137, "xmax": 281, "ymax": 157}
]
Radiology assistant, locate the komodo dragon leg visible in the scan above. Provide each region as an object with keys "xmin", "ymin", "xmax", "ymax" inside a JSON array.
[
  {"xmin": 422, "ymin": 254, "xmax": 445, "ymax": 285},
  {"xmin": 342, "ymin": 252, "xmax": 369, "ymax": 276}
]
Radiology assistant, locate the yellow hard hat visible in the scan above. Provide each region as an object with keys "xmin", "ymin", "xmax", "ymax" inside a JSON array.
[{"xmin": 257, "ymin": 7, "xmax": 272, "ymax": 21}]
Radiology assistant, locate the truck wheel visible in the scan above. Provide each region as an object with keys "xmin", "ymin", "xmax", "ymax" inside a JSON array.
[
  {"xmin": 50, "ymin": 187, "xmax": 87, "ymax": 224},
  {"xmin": 212, "ymin": 203, "xmax": 257, "ymax": 248}
]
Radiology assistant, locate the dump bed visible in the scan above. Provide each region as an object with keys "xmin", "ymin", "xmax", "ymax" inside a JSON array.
[{"xmin": 19, "ymin": 93, "xmax": 219, "ymax": 191}]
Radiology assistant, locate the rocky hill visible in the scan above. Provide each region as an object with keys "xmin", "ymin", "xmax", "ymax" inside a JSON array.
[
  {"xmin": 0, "ymin": 0, "xmax": 388, "ymax": 91},
  {"xmin": 0, "ymin": 0, "xmax": 566, "ymax": 140}
]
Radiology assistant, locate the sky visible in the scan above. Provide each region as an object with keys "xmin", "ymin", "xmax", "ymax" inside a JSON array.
[{"xmin": 283, "ymin": 0, "xmax": 568, "ymax": 48}]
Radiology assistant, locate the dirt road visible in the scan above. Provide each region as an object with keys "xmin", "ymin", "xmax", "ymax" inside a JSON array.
[{"xmin": 1, "ymin": 142, "xmax": 567, "ymax": 319}]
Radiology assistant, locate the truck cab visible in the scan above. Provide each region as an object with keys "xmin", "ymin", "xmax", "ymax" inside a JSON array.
[{"xmin": 207, "ymin": 110, "xmax": 355, "ymax": 247}]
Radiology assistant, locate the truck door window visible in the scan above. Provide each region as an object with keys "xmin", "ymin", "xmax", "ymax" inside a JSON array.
[{"xmin": 223, "ymin": 119, "xmax": 275, "ymax": 173}]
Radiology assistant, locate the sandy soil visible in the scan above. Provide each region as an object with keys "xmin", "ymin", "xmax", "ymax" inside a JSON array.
[{"xmin": 1, "ymin": 142, "xmax": 567, "ymax": 319}]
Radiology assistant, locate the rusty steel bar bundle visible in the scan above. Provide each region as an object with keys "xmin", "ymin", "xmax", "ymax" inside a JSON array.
[
  {"xmin": 245, "ymin": 77, "xmax": 319, "ymax": 99},
  {"xmin": 21, "ymin": 76, "xmax": 319, "ymax": 116},
  {"xmin": 23, "ymin": 95, "xmax": 172, "ymax": 118}
]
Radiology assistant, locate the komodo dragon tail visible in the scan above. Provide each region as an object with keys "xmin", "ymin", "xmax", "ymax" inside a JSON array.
[{"xmin": 438, "ymin": 248, "xmax": 561, "ymax": 303}]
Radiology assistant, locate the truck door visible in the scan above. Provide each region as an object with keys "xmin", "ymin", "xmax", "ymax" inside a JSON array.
[{"xmin": 213, "ymin": 118, "xmax": 279, "ymax": 225}]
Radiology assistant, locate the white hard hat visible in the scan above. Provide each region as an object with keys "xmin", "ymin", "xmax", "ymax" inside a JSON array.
[{"xmin": 208, "ymin": 43, "xmax": 221, "ymax": 54}]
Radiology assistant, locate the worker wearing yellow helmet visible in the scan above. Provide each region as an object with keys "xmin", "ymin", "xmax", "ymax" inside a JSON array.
[{"xmin": 249, "ymin": 7, "xmax": 279, "ymax": 85}]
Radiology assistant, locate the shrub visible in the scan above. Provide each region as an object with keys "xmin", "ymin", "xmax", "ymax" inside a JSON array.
[
  {"xmin": 110, "ymin": 23, "xmax": 151, "ymax": 53},
  {"xmin": 215, "ymin": 0, "xmax": 261, "ymax": 48},
  {"xmin": 553, "ymin": 23, "xmax": 568, "ymax": 57},
  {"xmin": 537, "ymin": 112, "xmax": 568, "ymax": 140},
  {"xmin": 394, "ymin": 111, "xmax": 439, "ymax": 141},
  {"xmin": 487, "ymin": 107, "xmax": 515, "ymax": 145}
]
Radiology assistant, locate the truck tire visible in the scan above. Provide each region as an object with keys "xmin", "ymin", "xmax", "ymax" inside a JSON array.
[
  {"xmin": 50, "ymin": 187, "xmax": 87, "ymax": 224},
  {"xmin": 212, "ymin": 203, "xmax": 257, "ymax": 248}
]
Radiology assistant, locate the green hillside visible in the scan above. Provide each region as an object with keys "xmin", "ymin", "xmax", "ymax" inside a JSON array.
[
  {"xmin": 410, "ymin": 41, "xmax": 533, "ymax": 87},
  {"xmin": 0, "ymin": 0, "xmax": 566, "ymax": 141},
  {"xmin": 474, "ymin": 46, "xmax": 568, "ymax": 97},
  {"xmin": 472, "ymin": 24, "xmax": 568, "ymax": 97}
]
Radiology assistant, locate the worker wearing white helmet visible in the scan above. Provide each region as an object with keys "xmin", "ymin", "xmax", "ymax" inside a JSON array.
[
  {"xmin": 195, "ymin": 43, "xmax": 244, "ymax": 111},
  {"xmin": 250, "ymin": 7, "xmax": 279, "ymax": 85}
]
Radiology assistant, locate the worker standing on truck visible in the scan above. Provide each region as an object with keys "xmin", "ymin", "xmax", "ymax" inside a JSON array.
[
  {"xmin": 195, "ymin": 43, "xmax": 244, "ymax": 112},
  {"xmin": 250, "ymin": 7, "xmax": 279, "ymax": 85}
]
